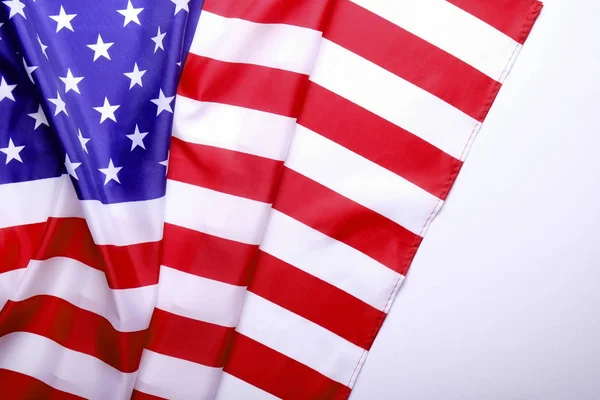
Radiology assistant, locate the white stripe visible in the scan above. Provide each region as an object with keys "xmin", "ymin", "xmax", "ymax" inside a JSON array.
[
  {"xmin": 4, "ymin": 257, "xmax": 156, "ymax": 332},
  {"xmin": 190, "ymin": 11, "xmax": 321, "ymax": 75},
  {"xmin": 0, "ymin": 332, "xmax": 135, "ymax": 399},
  {"xmin": 166, "ymin": 179, "xmax": 271, "ymax": 245},
  {"xmin": 157, "ymin": 266, "xmax": 246, "ymax": 328},
  {"xmin": 0, "ymin": 175, "xmax": 81, "ymax": 228},
  {"xmin": 237, "ymin": 292, "xmax": 363, "ymax": 386},
  {"xmin": 80, "ymin": 197, "xmax": 164, "ymax": 245},
  {"xmin": 0, "ymin": 269, "xmax": 25, "ymax": 312},
  {"xmin": 350, "ymin": 0, "xmax": 518, "ymax": 80},
  {"xmin": 173, "ymin": 97, "xmax": 296, "ymax": 161},
  {"xmin": 286, "ymin": 125, "xmax": 439, "ymax": 235},
  {"xmin": 261, "ymin": 210, "xmax": 401, "ymax": 312},
  {"xmin": 134, "ymin": 349, "xmax": 222, "ymax": 400},
  {"xmin": 310, "ymin": 39, "xmax": 478, "ymax": 159},
  {"xmin": 215, "ymin": 373, "xmax": 280, "ymax": 400},
  {"xmin": 0, "ymin": 175, "xmax": 163, "ymax": 245}
]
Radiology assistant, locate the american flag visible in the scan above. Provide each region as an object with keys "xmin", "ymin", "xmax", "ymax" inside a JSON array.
[{"xmin": 0, "ymin": 0, "xmax": 541, "ymax": 398}]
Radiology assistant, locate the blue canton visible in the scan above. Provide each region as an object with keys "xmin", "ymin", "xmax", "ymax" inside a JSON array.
[{"xmin": 0, "ymin": 0, "xmax": 202, "ymax": 203}]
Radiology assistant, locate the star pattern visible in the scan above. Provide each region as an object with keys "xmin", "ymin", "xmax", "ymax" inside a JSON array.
[
  {"xmin": 49, "ymin": 6, "xmax": 76, "ymax": 32},
  {"xmin": 64, "ymin": 154, "xmax": 81, "ymax": 180},
  {"xmin": 0, "ymin": 0, "xmax": 198, "ymax": 203},
  {"xmin": 93, "ymin": 97, "xmax": 120, "ymax": 123},
  {"xmin": 124, "ymin": 62, "xmax": 146, "ymax": 89},
  {"xmin": 0, "ymin": 138, "xmax": 24, "ymax": 164},
  {"xmin": 117, "ymin": 0, "xmax": 144, "ymax": 27},
  {"xmin": 78, "ymin": 130, "xmax": 91, "ymax": 154},
  {"xmin": 151, "ymin": 26, "xmax": 166, "ymax": 53},
  {"xmin": 0, "ymin": 76, "xmax": 16, "ymax": 102},
  {"xmin": 126, "ymin": 124, "xmax": 149, "ymax": 150},
  {"xmin": 22, "ymin": 58, "xmax": 37, "ymax": 84},
  {"xmin": 171, "ymin": 0, "xmax": 190, "ymax": 15},
  {"xmin": 98, "ymin": 158, "xmax": 122, "ymax": 185},
  {"xmin": 27, "ymin": 105, "xmax": 49, "ymax": 130},
  {"xmin": 36, "ymin": 35, "xmax": 49, "ymax": 59},
  {"xmin": 150, "ymin": 89, "xmax": 174, "ymax": 115},
  {"xmin": 87, "ymin": 35, "xmax": 114, "ymax": 61},
  {"xmin": 48, "ymin": 91, "xmax": 68, "ymax": 116},
  {"xmin": 3, "ymin": 0, "xmax": 26, "ymax": 20},
  {"xmin": 59, "ymin": 69, "xmax": 84, "ymax": 94},
  {"xmin": 159, "ymin": 152, "xmax": 169, "ymax": 175}
]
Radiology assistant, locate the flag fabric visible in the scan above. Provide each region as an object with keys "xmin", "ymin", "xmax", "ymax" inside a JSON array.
[
  {"xmin": 138, "ymin": 0, "xmax": 543, "ymax": 398},
  {"xmin": 0, "ymin": 0, "xmax": 542, "ymax": 399},
  {"xmin": 134, "ymin": 1, "xmax": 335, "ymax": 398},
  {"xmin": 0, "ymin": 0, "xmax": 200, "ymax": 397}
]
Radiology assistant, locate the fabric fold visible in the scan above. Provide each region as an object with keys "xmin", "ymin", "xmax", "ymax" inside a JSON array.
[{"xmin": 0, "ymin": 0, "xmax": 542, "ymax": 398}]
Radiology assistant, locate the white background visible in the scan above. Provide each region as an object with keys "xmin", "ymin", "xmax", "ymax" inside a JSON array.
[{"xmin": 352, "ymin": 1, "xmax": 600, "ymax": 399}]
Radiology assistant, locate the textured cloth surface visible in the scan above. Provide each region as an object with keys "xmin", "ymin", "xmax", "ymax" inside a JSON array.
[{"xmin": 0, "ymin": 0, "xmax": 541, "ymax": 398}]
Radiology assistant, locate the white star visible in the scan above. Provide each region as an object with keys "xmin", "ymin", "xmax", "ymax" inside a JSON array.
[
  {"xmin": 78, "ymin": 129, "xmax": 90, "ymax": 154},
  {"xmin": 49, "ymin": 6, "xmax": 76, "ymax": 32},
  {"xmin": 37, "ymin": 35, "xmax": 48, "ymax": 59},
  {"xmin": 0, "ymin": 22, "xmax": 3, "ymax": 41},
  {"xmin": 87, "ymin": 35, "xmax": 114, "ymax": 61},
  {"xmin": 126, "ymin": 124, "xmax": 148, "ymax": 150},
  {"xmin": 64, "ymin": 154, "xmax": 81, "ymax": 180},
  {"xmin": 27, "ymin": 104, "xmax": 49, "ymax": 130},
  {"xmin": 123, "ymin": 62, "xmax": 146, "ymax": 89},
  {"xmin": 98, "ymin": 159, "xmax": 122, "ymax": 185},
  {"xmin": 3, "ymin": 0, "xmax": 26, "ymax": 19},
  {"xmin": 59, "ymin": 68, "xmax": 84, "ymax": 94},
  {"xmin": 117, "ymin": 0, "xmax": 143, "ymax": 26},
  {"xmin": 22, "ymin": 58, "xmax": 37, "ymax": 84},
  {"xmin": 93, "ymin": 97, "xmax": 119, "ymax": 123},
  {"xmin": 170, "ymin": 0, "xmax": 189, "ymax": 15},
  {"xmin": 48, "ymin": 91, "xmax": 68, "ymax": 116},
  {"xmin": 0, "ymin": 138, "xmax": 24, "ymax": 164},
  {"xmin": 0, "ymin": 76, "xmax": 16, "ymax": 102},
  {"xmin": 151, "ymin": 26, "xmax": 166, "ymax": 53},
  {"xmin": 150, "ymin": 89, "xmax": 174, "ymax": 116},
  {"xmin": 176, "ymin": 61, "xmax": 181, "ymax": 67},
  {"xmin": 159, "ymin": 152, "xmax": 169, "ymax": 175}
]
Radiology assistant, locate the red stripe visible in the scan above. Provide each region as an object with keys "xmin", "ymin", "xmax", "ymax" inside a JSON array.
[
  {"xmin": 298, "ymin": 82, "xmax": 462, "ymax": 199},
  {"xmin": 448, "ymin": 0, "xmax": 543, "ymax": 44},
  {"xmin": 162, "ymin": 223, "xmax": 258, "ymax": 287},
  {"xmin": 37, "ymin": 217, "xmax": 159, "ymax": 289},
  {"xmin": 146, "ymin": 309, "xmax": 235, "ymax": 368},
  {"xmin": 0, "ymin": 296, "xmax": 147, "ymax": 373},
  {"xmin": 274, "ymin": 168, "xmax": 421, "ymax": 275},
  {"xmin": 250, "ymin": 251, "xmax": 385, "ymax": 349},
  {"xmin": 0, "ymin": 222, "xmax": 45, "ymax": 274},
  {"xmin": 202, "ymin": 0, "xmax": 334, "ymax": 31},
  {"xmin": 169, "ymin": 137, "xmax": 284, "ymax": 203},
  {"xmin": 0, "ymin": 369, "xmax": 84, "ymax": 400},
  {"xmin": 225, "ymin": 333, "xmax": 352, "ymax": 400},
  {"xmin": 0, "ymin": 218, "xmax": 159, "ymax": 289},
  {"xmin": 131, "ymin": 390, "xmax": 167, "ymax": 400},
  {"xmin": 326, "ymin": 0, "xmax": 499, "ymax": 121},
  {"xmin": 179, "ymin": 54, "xmax": 308, "ymax": 118}
]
